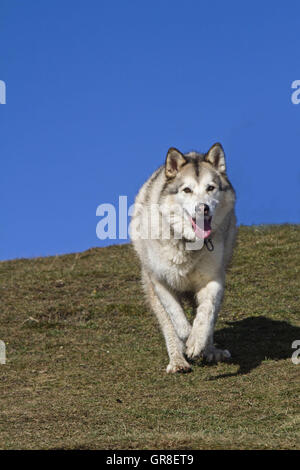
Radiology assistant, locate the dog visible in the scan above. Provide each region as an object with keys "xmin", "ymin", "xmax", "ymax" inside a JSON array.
[{"xmin": 130, "ymin": 143, "xmax": 236, "ymax": 373}]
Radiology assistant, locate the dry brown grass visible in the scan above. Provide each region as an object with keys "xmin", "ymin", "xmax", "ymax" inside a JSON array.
[{"xmin": 0, "ymin": 225, "xmax": 299, "ymax": 449}]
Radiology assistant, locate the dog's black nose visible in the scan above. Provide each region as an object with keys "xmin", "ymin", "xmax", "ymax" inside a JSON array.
[{"xmin": 195, "ymin": 203, "xmax": 210, "ymax": 216}]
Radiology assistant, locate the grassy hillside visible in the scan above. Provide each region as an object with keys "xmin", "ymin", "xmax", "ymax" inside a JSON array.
[{"xmin": 0, "ymin": 225, "xmax": 299, "ymax": 449}]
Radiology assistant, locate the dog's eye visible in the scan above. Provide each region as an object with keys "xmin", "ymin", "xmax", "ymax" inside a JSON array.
[
  {"xmin": 183, "ymin": 187, "xmax": 192, "ymax": 193},
  {"xmin": 207, "ymin": 185, "xmax": 215, "ymax": 192}
]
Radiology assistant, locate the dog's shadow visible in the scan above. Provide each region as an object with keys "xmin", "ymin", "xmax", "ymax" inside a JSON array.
[{"xmin": 207, "ymin": 316, "xmax": 300, "ymax": 379}]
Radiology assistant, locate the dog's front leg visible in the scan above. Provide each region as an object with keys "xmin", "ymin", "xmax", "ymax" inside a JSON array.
[{"xmin": 186, "ymin": 279, "xmax": 231, "ymax": 362}]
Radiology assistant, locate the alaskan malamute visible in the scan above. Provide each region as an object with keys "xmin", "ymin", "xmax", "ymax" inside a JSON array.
[{"xmin": 130, "ymin": 143, "xmax": 236, "ymax": 373}]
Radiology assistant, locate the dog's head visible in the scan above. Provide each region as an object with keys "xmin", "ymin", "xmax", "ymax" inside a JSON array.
[{"xmin": 160, "ymin": 143, "xmax": 236, "ymax": 241}]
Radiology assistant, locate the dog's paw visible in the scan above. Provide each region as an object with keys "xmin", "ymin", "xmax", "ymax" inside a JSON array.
[
  {"xmin": 203, "ymin": 346, "xmax": 231, "ymax": 363},
  {"xmin": 166, "ymin": 358, "xmax": 192, "ymax": 374}
]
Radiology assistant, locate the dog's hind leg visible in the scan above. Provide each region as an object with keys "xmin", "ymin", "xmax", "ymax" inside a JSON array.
[
  {"xmin": 186, "ymin": 279, "xmax": 230, "ymax": 362},
  {"xmin": 153, "ymin": 284, "xmax": 192, "ymax": 343},
  {"xmin": 142, "ymin": 270, "xmax": 191, "ymax": 373}
]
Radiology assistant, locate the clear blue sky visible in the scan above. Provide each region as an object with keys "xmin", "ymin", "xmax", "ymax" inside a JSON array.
[{"xmin": 1, "ymin": 1, "xmax": 300, "ymax": 260}]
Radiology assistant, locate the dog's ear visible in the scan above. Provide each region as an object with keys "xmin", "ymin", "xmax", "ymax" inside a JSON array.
[
  {"xmin": 205, "ymin": 143, "xmax": 226, "ymax": 173},
  {"xmin": 165, "ymin": 148, "xmax": 186, "ymax": 179}
]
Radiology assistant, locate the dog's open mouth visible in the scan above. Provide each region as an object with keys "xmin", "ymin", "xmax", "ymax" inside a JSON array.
[{"xmin": 190, "ymin": 216, "xmax": 212, "ymax": 239}]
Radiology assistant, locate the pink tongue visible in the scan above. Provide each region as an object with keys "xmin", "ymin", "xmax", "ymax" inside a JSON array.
[{"xmin": 190, "ymin": 217, "xmax": 212, "ymax": 239}]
